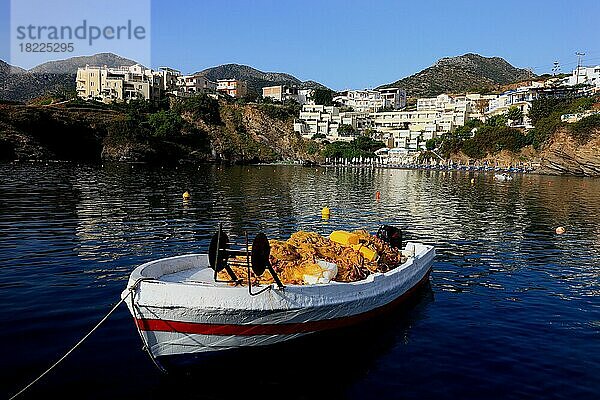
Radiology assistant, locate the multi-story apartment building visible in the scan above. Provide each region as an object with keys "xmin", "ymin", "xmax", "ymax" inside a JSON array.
[
  {"xmin": 262, "ymin": 85, "xmax": 299, "ymax": 102},
  {"xmin": 293, "ymin": 105, "xmax": 370, "ymax": 141},
  {"xmin": 334, "ymin": 88, "xmax": 406, "ymax": 112},
  {"xmin": 485, "ymin": 86, "xmax": 540, "ymax": 128},
  {"xmin": 298, "ymin": 89, "xmax": 315, "ymax": 105},
  {"xmin": 565, "ymin": 65, "xmax": 600, "ymax": 88},
  {"xmin": 76, "ymin": 64, "xmax": 168, "ymax": 103},
  {"xmin": 76, "ymin": 64, "xmax": 186, "ymax": 103},
  {"xmin": 334, "ymin": 89, "xmax": 382, "ymax": 113},
  {"xmin": 217, "ymin": 79, "xmax": 248, "ymax": 98},
  {"xmin": 378, "ymin": 87, "xmax": 407, "ymax": 110},
  {"xmin": 175, "ymin": 74, "xmax": 217, "ymax": 96},
  {"xmin": 157, "ymin": 67, "xmax": 182, "ymax": 93},
  {"xmin": 77, "ymin": 64, "xmax": 223, "ymax": 102},
  {"xmin": 262, "ymin": 85, "xmax": 315, "ymax": 105}
]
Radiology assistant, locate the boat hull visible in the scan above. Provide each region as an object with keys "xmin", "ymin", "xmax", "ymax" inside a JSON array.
[{"xmin": 123, "ymin": 242, "xmax": 435, "ymax": 359}]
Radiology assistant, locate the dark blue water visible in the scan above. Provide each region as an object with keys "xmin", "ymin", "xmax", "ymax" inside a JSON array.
[{"xmin": 1, "ymin": 163, "xmax": 599, "ymax": 399}]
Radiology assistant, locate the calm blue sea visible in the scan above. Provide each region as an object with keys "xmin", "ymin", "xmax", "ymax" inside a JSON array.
[{"xmin": 1, "ymin": 163, "xmax": 599, "ymax": 399}]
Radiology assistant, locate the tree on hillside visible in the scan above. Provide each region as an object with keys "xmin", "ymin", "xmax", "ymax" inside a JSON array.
[
  {"xmin": 174, "ymin": 94, "xmax": 221, "ymax": 124},
  {"xmin": 506, "ymin": 106, "xmax": 523, "ymax": 125},
  {"xmin": 321, "ymin": 136, "xmax": 385, "ymax": 159},
  {"xmin": 485, "ymin": 114, "xmax": 508, "ymax": 127},
  {"xmin": 148, "ymin": 110, "xmax": 184, "ymax": 138},
  {"xmin": 337, "ymin": 124, "xmax": 356, "ymax": 136},
  {"xmin": 312, "ymin": 89, "xmax": 333, "ymax": 106}
]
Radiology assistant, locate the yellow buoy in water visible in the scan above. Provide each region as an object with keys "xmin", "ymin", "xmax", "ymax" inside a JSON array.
[
  {"xmin": 321, "ymin": 206, "xmax": 330, "ymax": 219},
  {"xmin": 555, "ymin": 226, "xmax": 566, "ymax": 234},
  {"xmin": 470, "ymin": 178, "xmax": 475, "ymax": 184},
  {"xmin": 182, "ymin": 191, "xmax": 191, "ymax": 200}
]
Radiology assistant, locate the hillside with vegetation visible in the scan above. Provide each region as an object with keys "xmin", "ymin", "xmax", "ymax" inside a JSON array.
[
  {"xmin": 427, "ymin": 95, "xmax": 600, "ymax": 176},
  {"xmin": 0, "ymin": 95, "xmax": 320, "ymax": 164},
  {"xmin": 379, "ymin": 53, "xmax": 533, "ymax": 98}
]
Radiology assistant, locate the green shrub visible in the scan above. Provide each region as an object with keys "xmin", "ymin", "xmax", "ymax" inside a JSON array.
[
  {"xmin": 306, "ymin": 141, "xmax": 319, "ymax": 155},
  {"xmin": 322, "ymin": 136, "xmax": 385, "ymax": 159},
  {"xmin": 174, "ymin": 94, "xmax": 221, "ymax": 124},
  {"xmin": 527, "ymin": 96, "xmax": 598, "ymax": 148},
  {"xmin": 461, "ymin": 126, "xmax": 527, "ymax": 159},
  {"xmin": 569, "ymin": 114, "xmax": 600, "ymax": 143},
  {"xmin": 258, "ymin": 103, "xmax": 298, "ymax": 120},
  {"xmin": 148, "ymin": 110, "xmax": 184, "ymax": 138},
  {"xmin": 337, "ymin": 124, "xmax": 356, "ymax": 136}
]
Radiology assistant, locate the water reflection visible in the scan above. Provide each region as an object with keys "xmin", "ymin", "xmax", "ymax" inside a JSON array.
[{"xmin": 1, "ymin": 163, "xmax": 599, "ymax": 399}]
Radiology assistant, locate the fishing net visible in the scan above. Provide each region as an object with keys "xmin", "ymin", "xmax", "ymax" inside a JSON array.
[{"xmin": 219, "ymin": 230, "xmax": 407, "ymax": 285}]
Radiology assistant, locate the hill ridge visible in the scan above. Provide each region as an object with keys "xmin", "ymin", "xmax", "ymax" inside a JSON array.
[{"xmin": 379, "ymin": 53, "xmax": 533, "ymax": 98}]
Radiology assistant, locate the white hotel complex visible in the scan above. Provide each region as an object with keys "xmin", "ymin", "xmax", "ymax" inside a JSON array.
[{"xmin": 294, "ymin": 64, "xmax": 600, "ymax": 156}]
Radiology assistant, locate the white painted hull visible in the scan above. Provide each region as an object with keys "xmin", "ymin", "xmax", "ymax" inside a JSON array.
[{"xmin": 122, "ymin": 242, "xmax": 435, "ymax": 359}]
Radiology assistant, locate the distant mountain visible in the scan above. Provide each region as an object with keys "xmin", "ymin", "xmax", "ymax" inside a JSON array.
[
  {"xmin": 0, "ymin": 60, "xmax": 26, "ymax": 75},
  {"xmin": 29, "ymin": 52, "xmax": 137, "ymax": 74},
  {"xmin": 194, "ymin": 63, "xmax": 330, "ymax": 95},
  {"xmin": 0, "ymin": 53, "xmax": 138, "ymax": 102},
  {"xmin": 379, "ymin": 53, "xmax": 533, "ymax": 98},
  {"xmin": 0, "ymin": 56, "xmax": 330, "ymax": 102}
]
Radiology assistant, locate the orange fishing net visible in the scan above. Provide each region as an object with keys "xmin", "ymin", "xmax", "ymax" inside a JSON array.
[{"xmin": 218, "ymin": 230, "xmax": 406, "ymax": 285}]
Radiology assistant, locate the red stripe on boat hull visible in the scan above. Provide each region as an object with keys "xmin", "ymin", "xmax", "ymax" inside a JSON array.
[{"xmin": 136, "ymin": 271, "xmax": 430, "ymax": 336}]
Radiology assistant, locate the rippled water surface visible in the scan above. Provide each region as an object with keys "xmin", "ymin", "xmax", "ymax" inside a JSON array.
[{"xmin": 1, "ymin": 163, "xmax": 599, "ymax": 399}]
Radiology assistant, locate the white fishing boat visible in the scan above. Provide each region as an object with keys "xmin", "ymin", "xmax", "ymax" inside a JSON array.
[
  {"xmin": 122, "ymin": 226, "xmax": 435, "ymax": 365},
  {"xmin": 494, "ymin": 173, "xmax": 513, "ymax": 181}
]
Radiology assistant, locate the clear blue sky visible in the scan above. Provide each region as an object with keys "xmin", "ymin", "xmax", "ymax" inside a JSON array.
[{"xmin": 1, "ymin": 0, "xmax": 599, "ymax": 90}]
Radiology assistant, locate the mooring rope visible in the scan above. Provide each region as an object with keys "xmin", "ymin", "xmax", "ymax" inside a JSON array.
[
  {"xmin": 129, "ymin": 285, "xmax": 167, "ymax": 373},
  {"xmin": 9, "ymin": 278, "xmax": 149, "ymax": 400}
]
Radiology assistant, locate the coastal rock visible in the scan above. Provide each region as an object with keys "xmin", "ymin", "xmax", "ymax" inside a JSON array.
[
  {"xmin": 0, "ymin": 123, "xmax": 52, "ymax": 160},
  {"xmin": 186, "ymin": 103, "xmax": 319, "ymax": 164},
  {"xmin": 0, "ymin": 102, "xmax": 318, "ymax": 164},
  {"xmin": 538, "ymin": 128, "xmax": 600, "ymax": 176}
]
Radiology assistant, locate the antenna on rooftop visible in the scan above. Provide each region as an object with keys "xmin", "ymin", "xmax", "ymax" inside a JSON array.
[{"xmin": 575, "ymin": 52, "xmax": 586, "ymax": 84}]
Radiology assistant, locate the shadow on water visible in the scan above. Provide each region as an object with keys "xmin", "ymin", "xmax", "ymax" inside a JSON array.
[{"xmin": 150, "ymin": 283, "xmax": 435, "ymax": 400}]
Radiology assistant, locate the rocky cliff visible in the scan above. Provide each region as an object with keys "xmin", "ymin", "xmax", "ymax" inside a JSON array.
[
  {"xmin": 0, "ymin": 102, "xmax": 319, "ymax": 164},
  {"xmin": 537, "ymin": 127, "xmax": 600, "ymax": 176}
]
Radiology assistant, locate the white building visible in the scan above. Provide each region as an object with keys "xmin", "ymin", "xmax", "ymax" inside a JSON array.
[
  {"xmin": 175, "ymin": 74, "xmax": 217, "ymax": 96},
  {"xmin": 293, "ymin": 104, "xmax": 370, "ymax": 141},
  {"xmin": 334, "ymin": 88, "xmax": 406, "ymax": 113},
  {"xmin": 261, "ymin": 85, "xmax": 314, "ymax": 105},
  {"xmin": 298, "ymin": 89, "xmax": 315, "ymax": 105},
  {"xmin": 485, "ymin": 86, "xmax": 539, "ymax": 128},
  {"xmin": 564, "ymin": 65, "xmax": 600, "ymax": 89}
]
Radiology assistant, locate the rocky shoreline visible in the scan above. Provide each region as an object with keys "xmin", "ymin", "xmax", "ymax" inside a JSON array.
[{"xmin": 0, "ymin": 102, "xmax": 319, "ymax": 165}]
